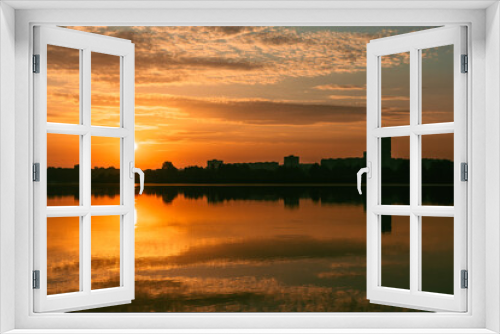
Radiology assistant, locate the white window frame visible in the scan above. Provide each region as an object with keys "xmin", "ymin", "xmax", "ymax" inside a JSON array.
[
  {"xmin": 33, "ymin": 26, "xmax": 136, "ymax": 313},
  {"xmin": 366, "ymin": 26, "xmax": 468, "ymax": 312},
  {"xmin": 1, "ymin": 1, "xmax": 499, "ymax": 333}
]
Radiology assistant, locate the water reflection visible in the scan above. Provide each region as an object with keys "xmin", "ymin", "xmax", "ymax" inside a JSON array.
[
  {"xmin": 47, "ymin": 183, "xmax": 454, "ymax": 209},
  {"xmin": 45, "ymin": 184, "xmax": 452, "ymax": 312},
  {"xmin": 47, "ymin": 217, "xmax": 80, "ymax": 295}
]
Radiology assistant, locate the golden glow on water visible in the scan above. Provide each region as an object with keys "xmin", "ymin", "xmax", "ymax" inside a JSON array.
[
  {"xmin": 46, "ymin": 186, "xmax": 454, "ymax": 312},
  {"xmin": 133, "ymin": 192, "xmax": 367, "ymax": 266},
  {"xmin": 91, "ymin": 215, "xmax": 121, "ymax": 290}
]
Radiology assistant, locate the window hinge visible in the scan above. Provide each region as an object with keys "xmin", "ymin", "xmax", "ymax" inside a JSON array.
[
  {"xmin": 461, "ymin": 162, "xmax": 468, "ymax": 182},
  {"xmin": 32, "ymin": 270, "xmax": 40, "ymax": 289},
  {"xmin": 461, "ymin": 270, "xmax": 468, "ymax": 289},
  {"xmin": 461, "ymin": 54, "xmax": 468, "ymax": 73},
  {"xmin": 33, "ymin": 163, "xmax": 40, "ymax": 182},
  {"xmin": 33, "ymin": 54, "xmax": 40, "ymax": 73}
]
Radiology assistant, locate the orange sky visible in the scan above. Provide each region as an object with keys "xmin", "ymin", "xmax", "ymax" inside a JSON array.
[{"xmin": 47, "ymin": 26, "xmax": 453, "ymax": 169}]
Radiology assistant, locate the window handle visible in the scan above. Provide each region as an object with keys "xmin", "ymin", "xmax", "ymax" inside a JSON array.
[
  {"xmin": 129, "ymin": 162, "xmax": 145, "ymax": 195},
  {"xmin": 357, "ymin": 162, "xmax": 371, "ymax": 195}
]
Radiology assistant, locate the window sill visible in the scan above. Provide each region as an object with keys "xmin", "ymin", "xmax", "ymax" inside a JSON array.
[{"xmin": 3, "ymin": 329, "xmax": 498, "ymax": 334}]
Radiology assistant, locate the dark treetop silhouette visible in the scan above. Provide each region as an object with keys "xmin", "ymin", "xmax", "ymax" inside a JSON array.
[{"xmin": 48, "ymin": 155, "xmax": 453, "ymax": 185}]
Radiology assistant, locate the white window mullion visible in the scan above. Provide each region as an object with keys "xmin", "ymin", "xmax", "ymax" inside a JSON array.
[
  {"xmin": 365, "ymin": 44, "xmax": 380, "ymax": 300},
  {"xmin": 46, "ymin": 123, "xmax": 130, "ymax": 137},
  {"xmin": 121, "ymin": 45, "xmax": 136, "ymax": 294},
  {"xmin": 47, "ymin": 123, "xmax": 88, "ymax": 135},
  {"xmin": 91, "ymin": 127, "xmax": 130, "ymax": 138},
  {"xmin": 372, "ymin": 126, "xmax": 411, "ymax": 138},
  {"xmin": 119, "ymin": 55, "xmax": 125, "ymax": 288},
  {"xmin": 416, "ymin": 47, "xmax": 423, "ymax": 293},
  {"xmin": 409, "ymin": 47, "xmax": 420, "ymax": 295},
  {"xmin": 82, "ymin": 47, "xmax": 92, "ymax": 295},
  {"xmin": 78, "ymin": 48, "xmax": 85, "ymax": 294},
  {"xmin": 82, "ymin": 48, "xmax": 91, "ymax": 209},
  {"xmin": 374, "ymin": 124, "xmax": 455, "ymax": 138},
  {"xmin": 413, "ymin": 123, "xmax": 454, "ymax": 135}
]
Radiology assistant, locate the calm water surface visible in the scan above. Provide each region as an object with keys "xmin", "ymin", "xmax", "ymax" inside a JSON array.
[{"xmin": 46, "ymin": 184, "xmax": 452, "ymax": 312}]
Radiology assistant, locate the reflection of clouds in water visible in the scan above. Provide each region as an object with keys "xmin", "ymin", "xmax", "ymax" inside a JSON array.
[
  {"xmin": 47, "ymin": 260, "xmax": 80, "ymax": 295},
  {"xmin": 137, "ymin": 236, "xmax": 365, "ymax": 267},
  {"xmin": 50, "ymin": 187, "xmax": 424, "ymax": 312},
  {"xmin": 317, "ymin": 257, "xmax": 366, "ymax": 279},
  {"xmin": 136, "ymin": 257, "xmax": 363, "ymax": 284},
  {"xmin": 120, "ymin": 255, "xmax": 405, "ymax": 312},
  {"xmin": 85, "ymin": 272, "xmax": 410, "ymax": 312}
]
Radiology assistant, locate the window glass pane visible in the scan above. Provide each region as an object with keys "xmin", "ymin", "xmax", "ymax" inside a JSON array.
[
  {"xmin": 421, "ymin": 45, "xmax": 454, "ymax": 124},
  {"xmin": 47, "ymin": 217, "xmax": 80, "ymax": 295},
  {"xmin": 47, "ymin": 134, "xmax": 80, "ymax": 206},
  {"xmin": 421, "ymin": 133, "xmax": 454, "ymax": 206},
  {"xmin": 91, "ymin": 215, "xmax": 121, "ymax": 290},
  {"xmin": 381, "ymin": 215, "xmax": 410, "ymax": 290},
  {"xmin": 47, "ymin": 45, "xmax": 80, "ymax": 124},
  {"xmin": 381, "ymin": 52, "xmax": 410, "ymax": 127},
  {"xmin": 421, "ymin": 217, "xmax": 454, "ymax": 294},
  {"xmin": 381, "ymin": 137, "xmax": 410, "ymax": 205},
  {"xmin": 91, "ymin": 137, "xmax": 121, "ymax": 205},
  {"xmin": 91, "ymin": 52, "xmax": 121, "ymax": 127}
]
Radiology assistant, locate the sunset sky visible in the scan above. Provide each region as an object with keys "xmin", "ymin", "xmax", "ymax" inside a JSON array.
[{"xmin": 46, "ymin": 26, "xmax": 453, "ymax": 170}]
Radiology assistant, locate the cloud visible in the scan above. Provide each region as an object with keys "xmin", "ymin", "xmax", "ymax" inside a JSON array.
[
  {"xmin": 328, "ymin": 95, "xmax": 365, "ymax": 101},
  {"xmin": 135, "ymin": 94, "xmax": 366, "ymax": 125},
  {"xmin": 315, "ymin": 84, "xmax": 365, "ymax": 91},
  {"xmin": 211, "ymin": 26, "xmax": 249, "ymax": 36},
  {"xmin": 327, "ymin": 94, "xmax": 408, "ymax": 103},
  {"xmin": 382, "ymin": 95, "xmax": 410, "ymax": 101},
  {"xmin": 47, "ymin": 26, "xmax": 431, "ymax": 168},
  {"xmin": 136, "ymin": 52, "xmax": 268, "ymax": 71},
  {"xmin": 47, "ymin": 44, "xmax": 80, "ymax": 71},
  {"xmin": 65, "ymin": 26, "xmax": 411, "ymax": 87}
]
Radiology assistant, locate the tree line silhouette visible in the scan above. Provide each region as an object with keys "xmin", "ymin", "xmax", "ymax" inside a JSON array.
[
  {"xmin": 47, "ymin": 183, "xmax": 454, "ymax": 212},
  {"xmin": 47, "ymin": 157, "xmax": 453, "ymax": 185}
]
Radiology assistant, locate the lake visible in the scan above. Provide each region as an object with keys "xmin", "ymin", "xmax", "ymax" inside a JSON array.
[{"xmin": 46, "ymin": 184, "xmax": 453, "ymax": 312}]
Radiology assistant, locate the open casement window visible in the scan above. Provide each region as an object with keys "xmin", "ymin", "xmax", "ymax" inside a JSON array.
[
  {"xmin": 33, "ymin": 26, "xmax": 140, "ymax": 312},
  {"xmin": 365, "ymin": 26, "xmax": 467, "ymax": 312}
]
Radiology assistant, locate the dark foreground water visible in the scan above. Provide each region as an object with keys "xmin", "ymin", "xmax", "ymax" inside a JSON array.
[{"xmin": 46, "ymin": 184, "xmax": 452, "ymax": 312}]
